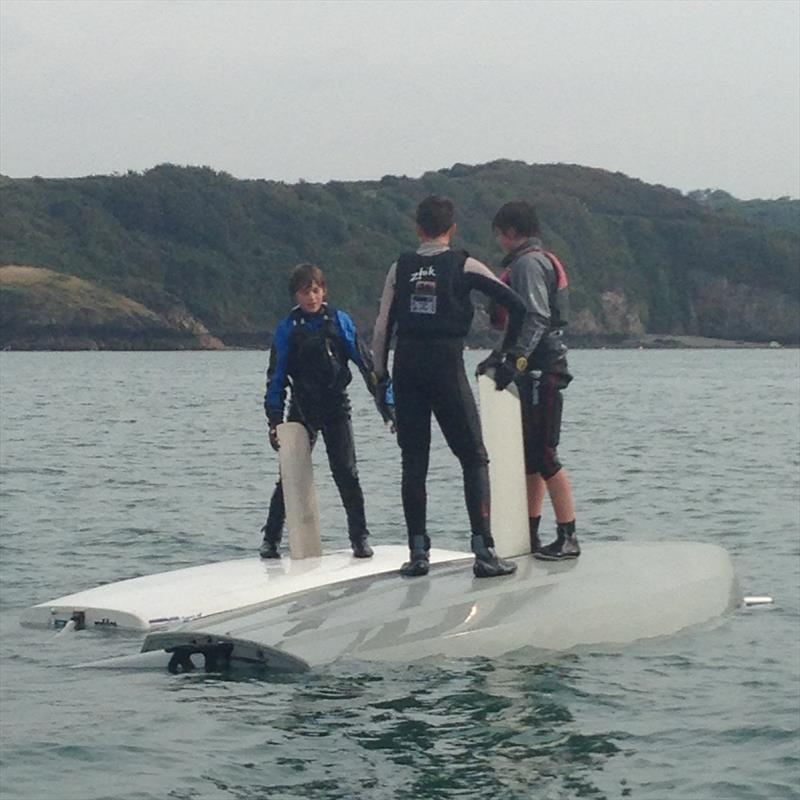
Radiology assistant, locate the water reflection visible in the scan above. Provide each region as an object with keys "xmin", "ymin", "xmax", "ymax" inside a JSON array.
[{"xmin": 176, "ymin": 656, "xmax": 624, "ymax": 799}]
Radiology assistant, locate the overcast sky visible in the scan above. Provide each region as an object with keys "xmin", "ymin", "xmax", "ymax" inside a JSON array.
[{"xmin": 1, "ymin": 0, "xmax": 798, "ymax": 199}]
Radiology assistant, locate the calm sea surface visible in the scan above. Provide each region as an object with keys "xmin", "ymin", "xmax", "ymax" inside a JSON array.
[{"xmin": 1, "ymin": 349, "xmax": 798, "ymax": 800}]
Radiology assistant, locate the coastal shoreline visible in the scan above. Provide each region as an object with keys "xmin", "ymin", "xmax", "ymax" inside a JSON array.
[{"xmin": 1, "ymin": 333, "xmax": 793, "ymax": 352}]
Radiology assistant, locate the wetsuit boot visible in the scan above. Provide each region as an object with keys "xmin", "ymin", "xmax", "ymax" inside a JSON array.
[
  {"xmin": 400, "ymin": 534, "xmax": 430, "ymax": 577},
  {"xmin": 350, "ymin": 531, "xmax": 374, "ymax": 558},
  {"xmin": 535, "ymin": 520, "xmax": 580, "ymax": 561},
  {"xmin": 471, "ymin": 535, "xmax": 518, "ymax": 578},
  {"xmin": 259, "ymin": 529, "xmax": 281, "ymax": 559}
]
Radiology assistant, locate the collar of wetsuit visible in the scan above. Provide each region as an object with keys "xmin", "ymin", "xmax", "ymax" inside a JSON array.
[
  {"xmin": 501, "ymin": 237, "xmax": 543, "ymax": 267},
  {"xmin": 294, "ymin": 304, "xmax": 330, "ymax": 324}
]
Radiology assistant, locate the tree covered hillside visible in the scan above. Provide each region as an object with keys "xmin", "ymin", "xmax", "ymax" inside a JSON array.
[
  {"xmin": 688, "ymin": 189, "xmax": 800, "ymax": 234},
  {"xmin": 0, "ymin": 161, "xmax": 798, "ymax": 348}
]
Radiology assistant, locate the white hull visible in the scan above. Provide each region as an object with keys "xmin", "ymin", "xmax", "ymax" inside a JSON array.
[
  {"xmin": 20, "ymin": 545, "xmax": 467, "ymax": 631},
  {"xmin": 72, "ymin": 542, "xmax": 739, "ymax": 673}
]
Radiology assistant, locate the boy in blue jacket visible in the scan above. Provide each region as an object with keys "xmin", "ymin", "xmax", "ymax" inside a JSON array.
[{"xmin": 260, "ymin": 263, "xmax": 394, "ymax": 559}]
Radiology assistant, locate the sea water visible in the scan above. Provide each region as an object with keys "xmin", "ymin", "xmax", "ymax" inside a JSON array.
[{"xmin": 0, "ymin": 349, "xmax": 798, "ymax": 800}]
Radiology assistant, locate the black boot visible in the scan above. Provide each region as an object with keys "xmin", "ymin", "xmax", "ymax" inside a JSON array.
[
  {"xmin": 471, "ymin": 535, "xmax": 517, "ymax": 578},
  {"xmin": 534, "ymin": 521, "xmax": 580, "ymax": 561},
  {"xmin": 400, "ymin": 534, "xmax": 430, "ymax": 577},
  {"xmin": 350, "ymin": 533, "xmax": 374, "ymax": 558},
  {"xmin": 259, "ymin": 535, "xmax": 281, "ymax": 560}
]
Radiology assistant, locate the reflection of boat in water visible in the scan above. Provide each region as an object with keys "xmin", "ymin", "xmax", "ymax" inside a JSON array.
[{"xmin": 22, "ymin": 541, "xmax": 739, "ymax": 674}]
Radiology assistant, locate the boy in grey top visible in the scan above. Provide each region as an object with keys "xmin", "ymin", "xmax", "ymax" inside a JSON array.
[{"xmin": 490, "ymin": 201, "xmax": 579, "ymax": 560}]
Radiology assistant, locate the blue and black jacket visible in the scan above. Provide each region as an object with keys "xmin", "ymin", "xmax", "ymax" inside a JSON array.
[{"xmin": 264, "ymin": 304, "xmax": 392, "ymax": 426}]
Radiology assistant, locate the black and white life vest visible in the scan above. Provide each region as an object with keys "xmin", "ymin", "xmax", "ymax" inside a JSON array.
[{"xmin": 393, "ymin": 250, "xmax": 474, "ymax": 339}]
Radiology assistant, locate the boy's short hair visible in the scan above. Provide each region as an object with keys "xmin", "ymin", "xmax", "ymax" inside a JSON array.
[
  {"xmin": 492, "ymin": 201, "xmax": 540, "ymax": 238},
  {"xmin": 289, "ymin": 262, "xmax": 326, "ymax": 297},
  {"xmin": 416, "ymin": 195, "xmax": 455, "ymax": 237}
]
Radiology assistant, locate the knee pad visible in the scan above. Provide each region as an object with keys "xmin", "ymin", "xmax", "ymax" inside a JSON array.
[{"xmin": 540, "ymin": 454, "xmax": 562, "ymax": 481}]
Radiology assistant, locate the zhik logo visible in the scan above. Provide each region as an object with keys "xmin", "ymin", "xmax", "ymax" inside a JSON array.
[{"xmin": 409, "ymin": 265, "xmax": 436, "ymax": 282}]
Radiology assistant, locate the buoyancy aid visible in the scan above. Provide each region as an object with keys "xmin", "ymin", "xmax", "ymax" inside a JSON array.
[
  {"xmin": 490, "ymin": 247, "xmax": 570, "ymax": 332},
  {"xmin": 286, "ymin": 306, "xmax": 352, "ymax": 401},
  {"xmin": 393, "ymin": 250, "xmax": 474, "ymax": 338}
]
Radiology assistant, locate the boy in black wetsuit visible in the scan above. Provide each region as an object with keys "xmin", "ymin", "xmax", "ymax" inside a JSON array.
[
  {"xmin": 490, "ymin": 201, "xmax": 579, "ymax": 560},
  {"xmin": 260, "ymin": 263, "xmax": 395, "ymax": 559},
  {"xmin": 371, "ymin": 196, "xmax": 527, "ymax": 578}
]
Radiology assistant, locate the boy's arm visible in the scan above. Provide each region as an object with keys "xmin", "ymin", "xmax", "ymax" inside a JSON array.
[
  {"xmin": 263, "ymin": 320, "xmax": 291, "ymax": 427},
  {"xmin": 336, "ymin": 309, "xmax": 396, "ymax": 423},
  {"xmin": 371, "ymin": 262, "xmax": 397, "ymax": 379},
  {"xmin": 467, "ymin": 257, "xmax": 530, "ymax": 391},
  {"xmin": 335, "ymin": 309, "xmax": 377, "ymax": 386},
  {"xmin": 464, "ymin": 257, "xmax": 526, "ymax": 353}
]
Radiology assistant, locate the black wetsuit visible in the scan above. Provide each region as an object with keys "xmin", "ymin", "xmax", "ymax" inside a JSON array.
[
  {"xmin": 372, "ymin": 244, "xmax": 525, "ymax": 550},
  {"xmin": 263, "ymin": 304, "xmax": 379, "ymax": 544}
]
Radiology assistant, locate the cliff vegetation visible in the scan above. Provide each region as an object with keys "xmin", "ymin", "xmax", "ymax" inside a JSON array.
[{"xmin": 0, "ymin": 161, "xmax": 797, "ymax": 349}]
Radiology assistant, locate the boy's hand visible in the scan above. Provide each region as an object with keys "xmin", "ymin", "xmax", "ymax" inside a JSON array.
[
  {"xmin": 373, "ymin": 374, "xmax": 397, "ymax": 433},
  {"xmin": 475, "ymin": 350, "xmax": 503, "ymax": 378},
  {"xmin": 495, "ymin": 352, "xmax": 528, "ymax": 391},
  {"xmin": 266, "ymin": 412, "xmax": 283, "ymax": 451},
  {"xmin": 477, "ymin": 350, "xmax": 527, "ymax": 391},
  {"xmin": 493, "ymin": 358, "xmax": 516, "ymax": 390},
  {"xmin": 382, "ymin": 404, "xmax": 397, "ymax": 434}
]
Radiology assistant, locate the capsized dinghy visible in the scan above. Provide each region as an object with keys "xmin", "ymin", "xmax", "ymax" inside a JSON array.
[{"xmin": 80, "ymin": 541, "xmax": 738, "ymax": 673}]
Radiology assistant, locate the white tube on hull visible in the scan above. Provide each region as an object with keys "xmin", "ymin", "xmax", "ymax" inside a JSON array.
[{"xmin": 20, "ymin": 546, "xmax": 468, "ymax": 632}]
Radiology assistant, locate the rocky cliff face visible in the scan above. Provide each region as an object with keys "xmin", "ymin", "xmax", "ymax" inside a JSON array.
[
  {"xmin": 0, "ymin": 266, "xmax": 225, "ymax": 350},
  {"xmin": 569, "ymin": 291, "xmax": 647, "ymax": 338},
  {"xmin": 565, "ymin": 281, "xmax": 798, "ymax": 344},
  {"xmin": 686, "ymin": 271, "xmax": 800, "ymax": 342}
]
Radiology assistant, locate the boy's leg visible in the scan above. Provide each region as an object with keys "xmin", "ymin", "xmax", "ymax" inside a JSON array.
[
  {"xmin": 547, "ymin": 469, "xmax": 575, "ymax": 523},
  {"xmin": 526, "ymin": 367, "xmax": 579, "ymax": 561},
  {"xmin": 527, "ymin": 474, "xmax": 546, "ymax": 517},
  {"xmin": 525, "ymin": 468, "xmax": 574, "ymax": 551},
  {"xmin": 393, "ymin": 357, "xmax": 433, "ymax": 575},
  {"xmin": 321, "ymin": 415, "xmax": 372, "ymax": 557},
  {"xmin": 259, "ymin": 480, "xmax": 285, "ymax": 558},
  {"xmin": 526, "ymin": 474, "xmax": 545, "ymax": 553},
  {"xmin": 432, "ymin": 358, "xmax": 491, "ymax": 543},
  {"xmin": 520, "ymin": 371, "xmax": 550, "ymax": 553},
  {"xmin": 431, "ymin": 358, "xmax": 516, "ymax": 578}
]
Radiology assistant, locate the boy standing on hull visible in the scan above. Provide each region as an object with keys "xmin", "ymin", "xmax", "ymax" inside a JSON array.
[
  {"xmin": 372, "ymin": 195, "xmax": 528, "ymax": 578},
  {"xmin": 490, "ymin": 201, "xmax": 579, "ymax": 560},
  {"xmin": 261, "ymin": 263, "xmax": 395, "ymax": 560}
]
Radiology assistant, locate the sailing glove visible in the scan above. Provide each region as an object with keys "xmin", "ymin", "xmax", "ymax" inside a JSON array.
[
  {"xmin": 476, "ymin": 350, "xmax": 528, "ymax": 391},
  {"xmin": 373, "ymin": 374, "xmax": 397, "ymax": 433}
]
